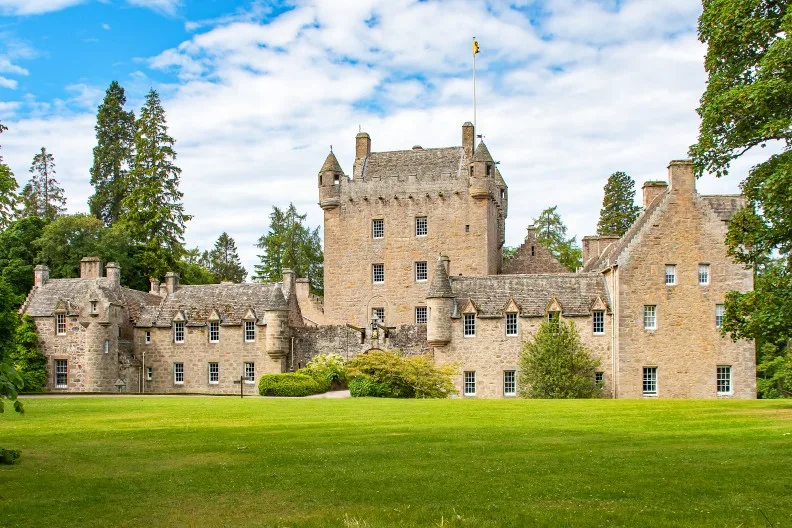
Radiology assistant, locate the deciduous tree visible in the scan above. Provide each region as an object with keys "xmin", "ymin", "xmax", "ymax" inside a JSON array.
[
  {"xmin": 596, "ymin": 171, "xmax": 640, "ymax": 237},
  {"xmin": 533, "ymin": 206, "xmax": 582, "ymax": 271}
]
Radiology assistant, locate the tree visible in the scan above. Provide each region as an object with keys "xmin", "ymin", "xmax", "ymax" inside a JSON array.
[
  {"xmin": 596, "ymin": 171, "xmax": 641, "ymax": 237},
  {"xmin": 0, "ymin": 216, "xmax": 46, "ymax": 299},
  {"xmin": 89, "ymin": 81, "xmax": 135, "ymax": 225},
  {"xmin": 0, "ymin": 121, "xmax": 19, "ymax": 229},
  {"xmin": 689, "ymin": 1, "xmax": 792, "ymax": 392},
  {"xmin": 518, "ymin": 319, "xmax": 601, "ymax": 399},
  {"xmin": 502, "ymin": 246, "xmax": 518, "ymax": 268},
  {"xmin": 178, "ymin": 247, "xmax": 216, "ymax": 285},
  {"xmin": 10, "ymin": 315, "xmax": 46, "ymax": 393},
  {"xmin": 254, "ymin": 203, "xmax": 323, "ymax": 293},
  {"xmin": 21, "ymin": 147, "xmax": 66, "ymax": 220},
  {"xmin": 119, "ymin": 89, "xmax": 191, "ymax": 278},
  {"xmin": 0, "ymin": 277, "xmax": 23, "ymax": 412},
  {"xmin": 210, "ymin": 232, "xmax": 247, "ymax": 283},
  {"xmin": 36, "ymin": 214, "xmax": 105, "ymax": 278},
  {"xmin": 533, "ymin": 206, "xmax": 582, "ymax": 271}
]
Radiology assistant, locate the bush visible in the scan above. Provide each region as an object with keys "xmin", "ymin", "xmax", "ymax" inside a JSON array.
[
  {"xmin": 298, "ymin": 353, "xmax": 347, "ymax": 390},
  {"xmin": 347, "ymin": 350, "xmax": 458, "ymax": 399},
  {"xmin": 258, "ymin": 373, "xmax": 325, "ymax": 397},
  {"xmin": 11, "ymin": 315, "xmax": 47, "ymax": 393},
  {"xmin": 0, "ymin": 448, "xmax": 20, "ymax": 465}
]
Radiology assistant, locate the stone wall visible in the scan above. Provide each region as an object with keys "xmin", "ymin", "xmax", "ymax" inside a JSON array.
[{"xmin": 503, "ymin": 228, "xmax": 568, "ymax": 274}]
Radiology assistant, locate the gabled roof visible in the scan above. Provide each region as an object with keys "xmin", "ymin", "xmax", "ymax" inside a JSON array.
[
  {"xmin": 319, "ymin": 151, "xmax": 343, "ymax": 173},
  {"xmin": 471, "ymin": 142, "xmax": 494, "ymax": 163},
  {"xmin": 360, "ymin": 147, "xmax": 465, "ymax": 180}
]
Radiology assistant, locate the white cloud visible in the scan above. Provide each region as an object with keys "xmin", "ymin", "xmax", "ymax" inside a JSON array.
[
  {"xmin": 126, "ymin": 0, "xmax": 179, "ymax": 16},
  {"xmin": 0, "ymin": 0, "xmax": 83, "ymax": 15},
  {"xmin": 0, "ymin": 76, "xmax": 18, "ymax": 89},
  {"xmin": 101, "ymin": 23, "xmax": 110, "ymax": 30}
]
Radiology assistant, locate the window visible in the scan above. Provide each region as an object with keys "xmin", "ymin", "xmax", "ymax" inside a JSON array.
[
  {"xmin": 244, "ymin": 362, "xmax": 255, "ymax": 383},
  {"xmin": 463, "ymin": 313, "xmax": 476, "ymax": 337},
  {"xmin": 372, "ymin": 263, "xmax": 385, "ymax": 284},
  {"xmin": 642, "ymin": 367, "xmax": 657, "ymax": 396},
  {"xmin": 531, "ymin": 246, "xmax": 535, "ymax": 257},
  {"xmin": 209, "ymin": 321, "xmax": 220, "ymax": 343},
  {"xmin": 415, "ymin": 261, "xmax": 428, "ymax": 282},
  {"xmin": 505, "ymin": 313, "xmax": 518, "ymax": 336},
  {"xmin": 464, "ymin": 371, "xmax": 476, "ymax": 396},
  {"xmin": 593, "ymin": 310, "xmax": 605, "ymax": 334},
  {"xmin": 145, "ymin": 331, "xmax": 151, "ymax": 344},
  {"xmin": 699, "ymin": 264, "xmax": 710, "ymax": 285},
  {"xmin": 372, "ymin": 307, "xmax": 385, "ymax": 324},
  {"xmin": 90, "ymin": 301, "xmax": 98, "ymax": 313},
  {"xmin": 372, "ymin": 219, "xmax": 384, "ymax": 239},
  {"xmin": 333, "ymin": 174, "xmax": 340, "ymax": 185},
  {"xmin": 595, "ymin": 371, "xmax": 604, "ymax": 386},
  {"xmin": 56, "ymin": 313, "xmax": 66, "ymax": 336},
  {"xmin": 174, "ymin": 322, "xmax": 185, "ymax": 343},
  {"xmin": 665, "ymin": 265, "xmax": 676, "ymax": 285},
  {"xmin": 104, "ymin": 340, "xmax": 109, "ymax": 354},
  {"xmin": 500, "ymin": 189, "xmax": 505, "ymax": 201},
  {"xmin": 547, "ymin": 311, "xmax": 560, "ymax": 328},
  {"xmin": 244, "ymin": 321, "xmax": 255, "ymax": 342},
  {"xmin": 146, "ymin": 367, "xmax": 152, "ymax": 381},
  {"xmin": 503, "ymin": 370, "xmax": 516, "ymax": 396},
  {"xmin": 415, "ymin": 306, "xmax": 427, "ymax": 324},
  {"xmin": 465, "ymin": 224, "xmax": 470, "ymax": 233},
  {"xmin": 717, "ymin": 366, "xmax": 732, "ymax": 395},
  {"xmin": 55, "ymin": 359, "xmax": 67, "ymax": 388},
  {"xmin": 415, "ymin": 216, "xmax": 428, "ymax": 236},
  {"xmin": 209, "ymin": 362, "xmax": 219, "ymax": 384},
  {"xmin": 486, "ymin": 163, "xmax": 492, "ymax": 176},
  {"xmin": 174, "ymin": 362, "xmax": 184, "ymax": 384},
  {"xmin": 715, "ymin": 304, "xmax": 725, "ymax": 328},
  {"xmin": 643, "ymin": 305, "xmax": 657, "ymax": 330}
]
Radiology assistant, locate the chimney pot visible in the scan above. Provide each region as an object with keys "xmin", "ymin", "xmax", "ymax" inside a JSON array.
[
  {"xmin": 80, "ymin": 256, "xmax": 103, "ymax": 279},
  {"xmin": 105, "ymin": 262, "xmax": 121, "ymax": 286},
  {"xmin": 356, "ymin": 132, "xmax": 371, "ymax": 159},
  {"xmin": 164, "ymin": 272, "xmax": 179, "ymax": 294},
  {"xmin": 34, "ymin": 264, "xmax": 50, "ymax": 287},
  {"xmin": 668, "ymin": 159, "xmax": 695, "ymax": 195},
  {"xmin": 642, "ymin": 180, "xmax": 669, "ymax": 208},
  {"xmin": 150, "ymin": 278, "xmax": 160, "ymax": 295}
]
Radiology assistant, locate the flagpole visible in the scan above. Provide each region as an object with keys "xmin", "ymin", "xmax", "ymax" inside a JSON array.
[{"xmin": 473, "ymin": 36, "xmax": 477, "ymax": 149}]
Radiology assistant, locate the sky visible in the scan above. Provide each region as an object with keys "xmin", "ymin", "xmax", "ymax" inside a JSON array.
[{"xmin": 0, "ymin": 0, "xmax": 763, "ymax": 278}]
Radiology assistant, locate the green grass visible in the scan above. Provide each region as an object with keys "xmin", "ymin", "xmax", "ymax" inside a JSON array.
[{"xmin": 1, "ymin": 397, "xmax": 791, "ymax": 527}]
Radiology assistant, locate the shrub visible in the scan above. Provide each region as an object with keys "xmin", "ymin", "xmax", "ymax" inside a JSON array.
[
  {"xmin": 347, "ymin": 350, "xmax": 458, "ymax": 399},
  {"xmin": 298, "ymin": 353, "xmax": 347, "ymax": 390},
  {"xmin": 348, "ymin": 376, "xmax": 396, "ymax": 398},
  {"xmin": 0, "ymin": 448, "xmax": 20, "ymax": 465},
  {"xmin": 258, "ymin": 373, "xmax": 325, "ymax": 397},
  {"xmin": 11, "ymin": 315, "xmax": 47, "ymax": 393}
]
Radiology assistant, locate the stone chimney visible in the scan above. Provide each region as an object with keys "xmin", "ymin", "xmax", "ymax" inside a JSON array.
[
  {"xmin": 34, "ymin": 264, "xmax": 50, "ymax": 287},
  {"xmin": 150, "ymin": 278, "xmax": 160, "ymax": 295},
  {"xmin": 356, "ymin": 132, "xmax": 371, "ymax": 159},
  {"xmin": 440, "ymin": 254, "xmax": 450, "ymax": 276},
  {"xmin": 80, "ymin": 257, "xmax": 102, "ymax": 279},
  {"xmin": 282, "ymin": 268, "xmax": 295, "ymax": 300},
  {"xmin": 159, "ymin": 284, "xmax": 168, "ymax": 297},
  {"xmin": 582, "ymin": 235, "xmax": 621, "ymax": 265},
  {"xmin": 462, "ymin": 122, "xmax": 474, "ymax": 159},
  {"xmin": 164, "ymin": 272, "xmax": 179, "ymax": 294},
  {"xmin": 105, "ymin": 262, "xmax": 120, "ymax": 286},
  {"xmin": 642, "ymin": 181, "xmax": 669, "ymax": 208},
  {"xmin": 668, "ymin": 159, "xmax": 695, "ymax": 195}
]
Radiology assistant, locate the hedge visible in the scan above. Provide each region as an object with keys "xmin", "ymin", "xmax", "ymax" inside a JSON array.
[{"xmin": 258, "ymin": 373, "xmax": 326, "ymax": 397}]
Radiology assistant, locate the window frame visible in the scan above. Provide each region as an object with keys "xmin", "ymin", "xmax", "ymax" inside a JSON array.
[
  {"xmin": 717, "ymin": 365, "xmax": 732, "ymax": 395},
  {"xmin": 665, "ymin": 264, "xmax": 676, "ymax": 285},
  {"xmin": 145, "ymin": 331, "xmax": 151, "ymax": 344},
  {"xmin": 372, "ymin": 218, "xmax": 384, "ymax": 240},
  {"xmin": 146, "ymin": 366, "xmax": 152, "ymax": 381},
  {"xmin": 90, "ymin": 300, "xmax": 98, "ymax": 314},
  {"xmin": 642, "ymin": 367, "xmax": 657, "ymax": 396},
  {"xmin": 643, "ymin": 305, "xmax": 657, "ymax": 330},
  {"xmin": 173, "ymin": 362, "xmax": 184, "ymax": 385},
  {"xmin": 104, "ymin": 339, "xmax": 110, "ymax": 354},
  {"xmin": 698, "ymin": 264, "xmax": 710, "ymax": 285},
  {"xmin": 244, "ymin": 321, "xmax": 256, "ymax": 343},
  {"xmin": 415, "ymin": 261, "xmax": 428, "ymax": 282},
  {"xmin": 505, "ymin": 312, "xmax": 518, "ymax": 336},
  {"xmin": 372, "ymin": 307, "xmax": 385, "ymax": 324},
  {"xmin": 244, "ymin": 362, "xmax": 256, "ymax": 384},
  {"xmin": 463, "ymin": 313, "xmax": 476, "ymax": 337},
  {"xmin": 593, "ymin": 310, "xmax": 605, "ymax": 335},
  {"xmin": 503, "ymin": 370, "xmax": 516, "ymax": 396},
  {"xmin": 372, "ymin": 263, "xmax": 385, "ymax": 284},
  {"xmin": 208, "ymin": 362, "xmax": 219, "ymax": 385},
  {"xmin": 55, "ymin": 313, "xmax": 66, "ymax": 336},
  {"xmin": 209, "ymin": 321, "xmax": 220, "ymax": 343},
  {"xmin": 715, "ymin": 304, "xmax": 725, "ymax": 329},
  {"xmin": 463, "ymin": 371, "xmax": 476, "ymax": 396},
  {"xmin": 173, "ymin": 322, "xmax": 185, "ymax": 344},
  {"xmin": 595, "ymin": 371, "xmax": 604, "ymax": 386},
  {"xmin": 415, "ymin": 306, "xmax": 427, "ymax": 324},
  {"xmin": 55, "ymin": 359, "xmax": 68, "ymax": 389},
  {"xmin": 415, "ymin": 216, "xmax": 428, "ymax": 237}
]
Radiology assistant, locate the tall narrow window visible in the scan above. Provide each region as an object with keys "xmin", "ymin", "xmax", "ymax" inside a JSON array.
[
  {"xmin": 547, "ymin": 311, "xmax": 560, "ymax": 330},
  {"xmin": 145, "ymin": 331, "xmax": 151, "ymax": 344},
  {"xmin": 717, "ymin": 366, "xmax": 732, "ymax": 395},
  {"xmin": 372, "ymin": 219, "xmax": 384, "ymax": 239},
  {"xmin": 593, "ymin": 310, "xmax": 605, "ymax": 334},
  {"xmin": 90, "ymin": 301, "xmax": 98, "ymax": 313},
  {"xmin": 372, "ymin": 263, "xmax": 385, "ymax": 284},
  {"xmin": 209, "ymin": 321, "xmax": 220, "ymax": 343},
  {"xmin": 173, "ymin": 322, "xmax": 185, "ymax": 343},
  {"xmin": 531, "ymin": 246, "xmax": 535, "ymax": 257},
  {"xmin": 665, "ymin": 265, "xmax": 676, "ymax": 285},
  {"xmin": 503, "ymin": 370, "xmax": 516, "ymax": 396},
  {"xmin": 715, "ymin": 304, "xmax": 725, "ymax": 328},
  {"xmin": 104, "ymin": 340, "xmax": 109, "ymax": 354},
  {"xmin": 55, "ymin": 359, "xmax": 67, "ymax": 388},
  {"xmin": 415, "ymin": 261, "xmax": 428, "ymax": 282},
  {"xmin": 244, "ymin": 362, "xmax": 255, "ymax": 383},
  {"xmin": 208, "ymin": 362, "xmax": 219, "ymax": 384},
  {"xmin": 463, "ymin": 313, "xmax": 476, "ymax": 337},
  {"xmin": 56, "ymin": 313, "xmax": 66, "ymax": 336},
  {"xmin": 505, "ymin": 313, "xmax": 518, "ymax": 336},
  {"xmin": 146, "ymin": 366, "xmax": 152, "ymax": 381},
  {"xmin": 699, "ymin": 264, "xmax": 710, "ymax": 285},
  {"xmin": 642, "ymin": 367, "xmax": 657, "ymax": 396},
  {"xmin": 595, "ymin": 371, "xmax": 604, "ymax": 386},
  {"xmin": 174, "ymin": 362, "xmax": 184, "ymax": 384},
  {"xmin": 415, "ymin": 216, "xmax": 428, "ymax": 236},
  {"xmin": 244, "ymin": 321, "xmax": 255, "ymax": 342},
  {"xmin": 643, "ymin": 305, "xmax": 657, "ymax": 330},
  {"xmin": 415, "ymin": 306, "xmax": 427, "ymax": 324},
  {"xmin": 372, "ymin": 307, "xmax": 385, "ymax": 324},
  {"xmin": 464, "ymin": 371, "xmax": 476, "ymax": 396}
]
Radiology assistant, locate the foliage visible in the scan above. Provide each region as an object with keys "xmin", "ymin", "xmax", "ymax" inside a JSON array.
[
  {"xmin": 596, "ymin": 171, "xmax": 640, "ymax": 237},
  {"xmin": 21, "ymin": 147, "xmax": 66, "ymax": 221},
  {"xmin": 532, "ymin": 206, "xmax": 582, "ymax": 271},
  {"xmin": 178, "ymin": 247, "xmax": 216, "ymax": 285},
  {"xmin": 36, "ymin": 214, "xmax": 105, "ymax": 277},
  {"xmin": 298, "ymin": 353, "xmax": 347, "ymax": 389},
  {"xmin": 0, "ymin": 362, "xmax": 24, "ymax": 413},
  {"xmin": 120, "ymin": 89, "xmax": 191, "ymax": 279},
  {"xmin": 89, "ymin": 80, "xmax": 136, "ymax": 225},
  {"xmin": 209, "ymin": 232, "xmax": 247, "ymax": 283},
  {"xmin": 257, "ymin": 373, "xmax": 326, "ymax": 397},
  {"xmin": 501, "ymin": 245, "xmax": 518, "ymax": 268},
  {"xmin": 346, "ymin": 350, "xmax": 458, "ymax": 399},
  {"xmin": 519, "ymin": 319, "xmax": 602, "ymax": 399},
  {"xmin": 0, "ymin": 448, "xmax": 20, "ymax": 464},
  {"xmin": 0, "ymin": 217, "xmax": 45, "ymax": 299},
  {"xmin": 0, "ymin": 120, "xmax": 19, "ymax": 230},
  {"xmin": 0, "ymin": 276, "xmax": 23, "ymax": 412},
  {"xmin": 254, "ymin": 203, "xmax": 323, "ymax": 294},
  {"xmin": 690, "ymin": 1, "xmax": 792, "ymax": 366},
  {"xmin": 10, "ymin": 315, "xmax": 46, "ymax": 393},
  {"xmin": 348, "ymin": 376, "xmax": 395, "ymax": 397},
  {"xmin": 756, "ymin": 346, "xmax": 792, "ymax": 399}
]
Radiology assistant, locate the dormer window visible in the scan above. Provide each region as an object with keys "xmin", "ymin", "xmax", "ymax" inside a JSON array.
[
  {"xmin": 547, "ymin": 311, "xmax": 560, "ymax": 329},
  {"xmin": 90, "ymin": 301, "xmax": 98, "ymax": 314},
  {"xmin": 174, "ymin": 322, "xmax": 185, "ymax": 344},
  {"xmin": 55, "ymin": 313, "xmax": 66, "ymax": 336},
  {"xmin": 244, "ymin": 321, "xmax": 256, "ymax": 342}
]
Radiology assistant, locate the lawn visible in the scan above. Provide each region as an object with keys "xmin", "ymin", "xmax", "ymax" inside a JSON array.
[{"xmin": 1, "ymin": 397, "xmax": 791, "ymax": 527}]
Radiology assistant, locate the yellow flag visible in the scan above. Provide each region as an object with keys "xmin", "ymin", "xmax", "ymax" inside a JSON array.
[{"xmin": 473, "ymin": 38, "xmax": 480, "ymax": 55}]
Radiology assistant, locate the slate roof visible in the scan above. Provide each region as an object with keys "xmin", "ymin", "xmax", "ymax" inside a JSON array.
[
  {"xmin": 427, "ymin": 258, "xmax": 454, "ymax": 298},
  {"xmin": 450, "ymin": 273, "xmax": 609, "ymax": 317},
  {"xmin": 360, "ymin": 147, "xmax": 465, "ymax": 180},
  {"xmin": 121, "ymin": 287, "xmax": 164, "ymax": 324},
  {"xmin": 471, "ymin": 141, "xmax": 494, "ymax": 163},
  {"xmin": 319, "ymin": 151, "xmax": 343, "ymax": 173},
  {"xmin": 22, "ymin": 278, "xmax": 118, "ymax": 316},
  {"xmin": 701, "ymin": 195, "xmax": 745, "ymax": 221},
  {"xmin": 138, "ymin": 283, "xmax": 288, "ymax": 327}
]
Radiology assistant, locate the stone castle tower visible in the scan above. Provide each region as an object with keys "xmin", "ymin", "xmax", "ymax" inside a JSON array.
[{"xmin": 319, "ymin": 123, "xmax": 507, "ymax": 328}]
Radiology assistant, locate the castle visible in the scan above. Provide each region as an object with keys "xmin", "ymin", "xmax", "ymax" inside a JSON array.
[{"xmin": 20, "ymin": 122, "xmax": 756, "ymax": 398}]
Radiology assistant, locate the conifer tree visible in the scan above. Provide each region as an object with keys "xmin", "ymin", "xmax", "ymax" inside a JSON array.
[
  {"xmin": 533, "ymin": 206, "xmax": 582, "ymax": 271},
  {"xmin": 120, "ymin": 89, "xmax": 190, "ymax": 278},
  {"xmin": 596, "ymin": 171, "xmax": 640, "ymax": 237},
  {"xmin": 89, "ymin": 81, "xmax": 135, "ymax": 225},
  {"xmin": 21, "ymin": 147, "xmax": 66, "ymax": 221},
  {"xmin": 0, "ymin": 121, "xmax": 19, "ymax": 229},
  {"xmin": 210, "ymin": 232, "xmax": 247, "ymax": 283}
]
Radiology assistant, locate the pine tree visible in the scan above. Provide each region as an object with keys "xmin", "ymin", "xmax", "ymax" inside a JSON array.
[
  {"xmin": 533, "ymin": 206, "xmax": 582, "ymax": 271},
  {"xmin": 88, "ymin": 81, "xmax": 135, "ymax": 225},
  {"xmin": 210, "ymin": 232, "xmax": 247, "ymax": 283},
  {"xmin": 596, "ymin": 171, "xmax": 640, "ymax": 237},
  {"xmin": 21, "ymin": 147, "xmax": 66, "ymax": 221},
  {"xmin": 0, "ymin": 121, "xmax": 19, "ymax": 229},
  {"xmin": 119, "ymin": 89, "xmax": 191, "ymax": 278}
]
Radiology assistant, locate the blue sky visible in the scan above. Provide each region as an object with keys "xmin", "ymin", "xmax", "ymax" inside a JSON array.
[{"xmin": 0, "ymin": 0, "xmax": 759, "ymax": 276}]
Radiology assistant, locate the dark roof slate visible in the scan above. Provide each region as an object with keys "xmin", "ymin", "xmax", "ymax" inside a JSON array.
[
  {"xmin": 427, "ymin": 258, "xmax": 454, "ymax": 298},
  {"xmin": 361, "ymin": 147, "xmax": 464, "ymax": 180},
  {"xmin": 471, "ymin": 142, "xmax": 494, "ymax": 163},
  {"xmin": 319, "ymin": 151, "xmax": 343, "ymax": 173}
]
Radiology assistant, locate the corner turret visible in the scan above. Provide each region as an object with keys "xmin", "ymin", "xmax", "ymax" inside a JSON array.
[
  {"xmin": 426, "ymin": 255, "xmax": 455, "ymax": 347},
  {"xmin": 319, "ymin": 151, "xmax": 344, "ymax": 210},
  {"xmin": 468, "ymin": 142, "xmax": 496, "ymax": 199}
]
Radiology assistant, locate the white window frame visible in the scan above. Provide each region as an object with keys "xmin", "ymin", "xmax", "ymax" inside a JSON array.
[
  {"xmin": 463, "ymin": 313, "xmax": 476, "ymax": 337},
  {"xmin": 173, "ymin": 362, "xmax": 184, "ymax": 385},
  {"xmin": 55, "ymin": 359, "xmax": 68, "ymax": 388},
  {"xmin": 56, "ymin": 313, "xmax": 66, "ymax": 336},
  {"xmin": 244, "ymin": 321, "xmax": 256, "ymax": 342},
  {"xmin": 146, "ymin": 366, "xmax": 152, "ymax": 381},
  {"xmin": 415, "ymin": 306, "xmax": 427, "ymax": 324},
  {"xmin": 415, "ymin": 216, "xmax": 428, "ymax": 237},
  {"xmin": 104, "ymin": 339, "xmax": 109, "ymax": 354},
  {"xmin": 244, "ymin": 362, "xmax": 255, "ymax": 384},
  {"xmin": 593, "ymin": 310, "xmax": 605, "ymax": 334},
  {"xmin": 503, "ymin": 370, "xmax": 516, "ymax": 396},
  {"xmin": 665, "ymin": 265, "xmax": 676, "ymax": 285},
  {"xmin": 372, "ymin": 263, "xmax": 385, "ymax": 284},
  {"xmin": 208, "ymin": 362, "xmax": 219, "ymax": 385},
  {"xmin": 372, "ymin": 307, "xmax": 385, "ymax": 324},
  {"xmin": 643, "ymin": 305, "xmax": 657, "ymax": 330},
  {"xmin": 145, "ymin": 331, "xmax": 151, "ymax": 344},
  {"xmin": 463, "ymin": 371, "xmax": 476, "ymax": 396},
  {"xmin": 415, "ymin": 261, "xmax": 428, "ymax": 282},
  {"xmin": 209, "ymin": 321, "xmax": 220, "ymax": 343},
  {"xmin": 90, "ymin": 300, "xmax": 98, "ymax": 313},
  {"xmin": 173, "ymin": 322, "xmax": 185, "ymax": 343},
  {"xmin": 699, "ymin": 264, "xmax": 710, "ymax": 285},
  {"xmin": 642, "ymin": 367, "xmax": 657, "ymax": 396},
  {"xmin": 505, "ymin": 312, "xmax": 518, "ymax": 336},
  {"xmin": 715, "ymin": 304, "xmax": 725, "ymax": 329},
  {"xmin": 372, "ymin": 219, "xmax": 384, "ymax": 239},
  {"xmin": 717, "ymin": 365, "xmax": 732, "ymax": 395}
]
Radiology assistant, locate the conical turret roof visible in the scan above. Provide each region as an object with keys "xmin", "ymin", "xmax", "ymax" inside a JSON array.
[
  {"xmin": 427, "ymin": 256, "xmax": 454, "ymax": 298},
  {"xmin": 471, "ymin": 141, "xmax": 494, "ymax": 163},
  {"xmin": 319, "ymin": 151, "xmax": 343, "ymax": 173}
]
